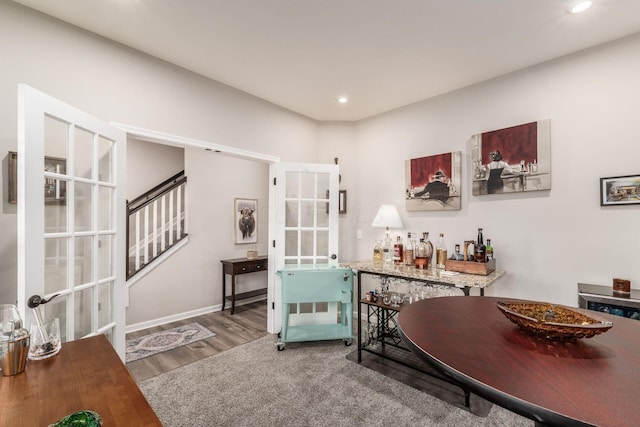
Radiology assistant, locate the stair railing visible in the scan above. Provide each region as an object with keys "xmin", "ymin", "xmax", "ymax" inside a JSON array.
[{"xmin": 126, "ymin": 171, "xmax": 188, "ymax": 279}]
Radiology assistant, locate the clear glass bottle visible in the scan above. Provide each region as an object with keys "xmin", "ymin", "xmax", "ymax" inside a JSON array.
[
  {"xmin": 414, "ymin": 237, "xmax": 428, "ymax": 269},
  {"xmin": 486, "ymin": 238, "xmax": 494, "ymax": 261},
  {"xmin": 422, "ymin": 232, "xmax": 434, "ymax": 266},
  {"xmin": 383, "ymin": 237, "xmax": 393, "ymax": 264},
  {"xmin": 373, "ymin": 240, "xmax": 383, "ymax": 262},
  {"xmin": 436, "ymin": 233, "xmax": 447, "ymax": 269},
  {"xmin": 403, "ymin": 232, "xmax": 414, "ymax": 267},
  {"xmin": 393, "ymin": 235, "xmax": 404, "ymax": 264},
  {"xmin": 474, "ymin": 228, "xmax": 486, "ymax": 263}
]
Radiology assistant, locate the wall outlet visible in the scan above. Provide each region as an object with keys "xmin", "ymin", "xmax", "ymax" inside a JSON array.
[{"xmin": 356, "ymin": 230, "xmax": 363, "ymax": 239}]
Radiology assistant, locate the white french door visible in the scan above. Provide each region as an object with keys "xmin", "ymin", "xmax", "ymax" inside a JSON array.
[
  {"xmin": 17, "ymin": 85, "xmax": 127, "ymax": 358},
  {"xmin": 267, "ymin": 162, "xmax": 340, "ymax": 333}
]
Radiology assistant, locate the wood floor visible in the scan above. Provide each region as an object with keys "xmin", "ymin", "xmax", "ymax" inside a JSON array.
[{"xmin": 126, "ymin": 300, "xmax": 268, "ymax": 382}]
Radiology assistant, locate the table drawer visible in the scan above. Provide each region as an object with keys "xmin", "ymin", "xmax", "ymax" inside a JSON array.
[{"xmin": 233, "ymin": 259, "xmax": 267, "ymax": 274}]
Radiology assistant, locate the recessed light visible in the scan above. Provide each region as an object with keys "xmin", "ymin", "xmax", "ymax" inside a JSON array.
[
  {"xmin": 337, "ymin": 96, "xmax": 349, "ymax": 104},
  {"xmin": 569, "ymin": 1, "xmax": 593, "ymax": 14}
]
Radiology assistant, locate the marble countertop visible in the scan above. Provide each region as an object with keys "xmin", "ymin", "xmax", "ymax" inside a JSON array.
[{"xmin": 340, "ymin": 260, "xmax": 506, "ymax": 288}]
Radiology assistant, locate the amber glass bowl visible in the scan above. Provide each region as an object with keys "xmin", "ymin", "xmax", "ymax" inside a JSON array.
[{"xmin": 496, "ymin": 300, "xmax": 613, "ymax": 341}]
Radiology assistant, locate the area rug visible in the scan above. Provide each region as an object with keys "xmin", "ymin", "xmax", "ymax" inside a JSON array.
[
  {"xmin": 139, "ymin": 335, "xmax": 533, "ymax": 426},
  {"xmin": 126, "ymin": 323, "xmax": 215, "ymax": 363}
]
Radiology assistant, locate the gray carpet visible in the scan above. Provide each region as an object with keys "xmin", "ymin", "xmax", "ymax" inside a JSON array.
[{"xmin": 139, "ymin": 335, "xmax": 534, "ymax": 426}]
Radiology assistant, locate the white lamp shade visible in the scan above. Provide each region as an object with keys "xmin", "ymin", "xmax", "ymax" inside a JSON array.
[{"xmin": 371, "ymin": 204, "xmax": 404, "ymax": 229}]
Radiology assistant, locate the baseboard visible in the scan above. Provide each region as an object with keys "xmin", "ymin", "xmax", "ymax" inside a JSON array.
[{"xmin": 125, "ymin": 295, "xmax": 267, "ymax": 334}]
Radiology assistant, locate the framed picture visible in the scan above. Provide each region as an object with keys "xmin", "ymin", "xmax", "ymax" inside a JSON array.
[
  {"xmin": 405, "ymin": 151, "xmax": 461, "ymax": 211},
  {"xmin": 325, "ymin": 190, "xmax": 347, "ymax": 214},
  {"xmin": 8, "ymin": 151, "xmax": 67, "ymax": 205},
  {"xmin": 235, "ymin": 198, "xmax": 257, "ymax": 244},
  {"xmin": 471, "ymin": 120, "xmax": 551, "ymax": 196},
  {"xmin": 600, "ymin": 175, "xmax": 640, "ymax": 206},
  {"xmin": 339, "ymin": 190, "xmax": 347, "ymax": 214}
]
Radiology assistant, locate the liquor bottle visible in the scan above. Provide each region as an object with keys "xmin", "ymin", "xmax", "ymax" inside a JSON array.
[
  {"xmin": 422, "ymin": 232, "xmax": 434, "ymax": 266},
  {"xmin": 403, "ymin": 232, "xmax": 414, "ymax": 267},
  {"xmin": 373, "ymin": 240, "xmax": 383, "ymax": 262},
  {"xmin": 383, "ymin": 237, "xmax": 393, "ymax": 264},
  {"xmin": 393, "ymin": 235, "xmax": 404, "ymax": 264},
  {"xmin": 474, "ymin": 228, "xmax": 486, "ymax": 263},
  {"xmin": 436, "ymin": 233, "xmax": 447, "ymax": 269},
  {"xmin": 414, "ymin": 237, "xmax": 428, "ymax": 269},
  {"xmin": 486, "ymin": 238, "xmax": 494, "ymax": 261}
]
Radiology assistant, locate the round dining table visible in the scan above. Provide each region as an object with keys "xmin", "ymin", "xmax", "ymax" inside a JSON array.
[{"xmin": 397, "ymin": 296, "xmax": 640, "ymax": 427}]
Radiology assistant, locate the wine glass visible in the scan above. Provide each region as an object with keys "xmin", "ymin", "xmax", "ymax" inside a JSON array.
[{"xmin": 390, "ymin": 293, "xmax": 402, "ymax": 308}]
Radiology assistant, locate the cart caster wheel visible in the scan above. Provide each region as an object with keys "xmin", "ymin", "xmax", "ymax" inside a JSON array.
[
  {"xmin": 277, "ymin": 342, "xmax": 285, "ymax": 351},
  {"xmin": 277, "ymin": 331, "xmax": 281, "ymax": 338},
  {"xmin": 344, "ymin": 339, "xmax": 352, "ymax": 346}
]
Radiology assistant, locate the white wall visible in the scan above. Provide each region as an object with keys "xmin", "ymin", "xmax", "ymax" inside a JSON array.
[
  {"xmin": 346, "ymin": 34, "xmax": 640, "ymax": 305},
  {"xmin": 126, "ymin": 139, "xmax": 184, "ymax": 200},
  {"xmin": 0, "ymin": 3, "xmax": 318, "ymax": 323}
]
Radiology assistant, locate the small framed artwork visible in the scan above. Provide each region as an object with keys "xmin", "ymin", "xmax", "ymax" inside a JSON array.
[
  {"xmin": 8, "ymin": 151, "xmax": 67, "ymax": 204},
  {"xmin": 338, "ymin": 190, "xmax": 347, "ymax": 214},
  {"xmin": 235, "ymin": 198, "xmax": 257, "ymax": 244},
  {"xmin": 471, "ymin": 120, "xmax": 551, "ymax": 196},
  {"xmin": 600, "ymin": 175, "xmax": 640, "ymax": 206},
  {"xmin": 325, "ymin": 190, "xmax": 347, "ymax": 214},
  {"xmin": 405, "ymin": 151, "xmax": 461, "ymax": 211}
]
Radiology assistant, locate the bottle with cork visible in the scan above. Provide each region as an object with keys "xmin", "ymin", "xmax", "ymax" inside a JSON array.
[
  {"xmin": 403, "ymin": 232, "xmax": 414, "ymax": 267},
  {"xmin": 436, "ymin": 233, "xmax": 447, "ymax": 269}
]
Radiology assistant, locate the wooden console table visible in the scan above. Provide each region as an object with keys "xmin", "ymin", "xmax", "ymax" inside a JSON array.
[
  {"xmin": 0, "ymin": 334, "xmax": 161, "ymax": 426},
  {"xmin": 221, "ymin": 255, "xmax": 268, "ymax": 314}
]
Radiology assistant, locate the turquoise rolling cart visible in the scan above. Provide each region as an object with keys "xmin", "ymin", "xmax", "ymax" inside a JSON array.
[{"xmin": 276, "ymin": 265, "xmax": 354, "ymax": 351}]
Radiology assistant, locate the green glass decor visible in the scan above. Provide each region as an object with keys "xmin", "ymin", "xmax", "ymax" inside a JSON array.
[{"xmin": 49, "ymin": 410, "xmax": 102, "ymax": 427}]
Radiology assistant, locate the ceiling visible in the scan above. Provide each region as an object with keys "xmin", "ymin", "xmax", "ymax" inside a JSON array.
[{"xmin": 13, "ymin": 0, "xmax": 640, "ymax": 122}]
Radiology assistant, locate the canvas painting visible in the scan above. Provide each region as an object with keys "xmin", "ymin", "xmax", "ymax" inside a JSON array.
[
  {"xmin": 405, "ymin": 151, "xmax": 461, "ymax": 211},
  {"xmin": 471, "ymin": 120, "xmax": 551, "ymax": 196},
  {"xmin": 234, "ymin": 198, "xmax": 257, "ymax": 244}
]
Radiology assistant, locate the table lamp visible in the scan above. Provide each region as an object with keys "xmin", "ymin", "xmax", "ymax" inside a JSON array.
[{"xmin": 371, "ymin": 204, "xmax": 404, "ymax": 241}]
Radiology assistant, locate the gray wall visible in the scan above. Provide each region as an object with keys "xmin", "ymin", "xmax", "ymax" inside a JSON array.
[
  {"xmin": 0, "ymin": 3, "xmax": 318, "ymax": 323},
  {"xmin": 340, "ymin": 34, "xmax": 640, "ymax": 305}
]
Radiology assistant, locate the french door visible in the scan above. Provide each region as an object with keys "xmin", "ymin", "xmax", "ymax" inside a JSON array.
[
  {"xmin": 267, "ymin": 162, "xmax": 340, "ymax": 333},
  {"xmin": 17, "ymin": 85, "xmax": 126, "ymax": 358}
]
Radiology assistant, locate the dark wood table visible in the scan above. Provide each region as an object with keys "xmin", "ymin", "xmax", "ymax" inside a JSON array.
[
  {"xmin": 398, "ymin": 296, "xmax": 640, "ymax": 427},
  {"xmin": 221, "ymin": 256, "xmax": 268, "ymax": 314},
  {"xmin": 0, "ymin": 334, "xmax": 161, "ymax": 427}
]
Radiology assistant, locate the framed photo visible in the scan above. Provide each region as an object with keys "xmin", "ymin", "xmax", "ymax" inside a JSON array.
[
  {"xmin": 338, "ymin": 190, "xmax": 347, "ymax": 214},
  {"xmin": 235, "ymin": 198, "xmax": 257, "ymax": 244},
  {"xmin": 325, "ymin": 190, "xmax": 347, "ymax": 214},
  {"xmin": 600, "ymin": 175, "xmax": 640, "ymax": 206},
  {"xmin": 405, "ymin": 151, "xmax": 461, "ymax": 211},
  {"xmin": 8, "ymin": 151, "xmax": 67, "ymax": 205},
  {"xmin": 471, "ymin": 120, "xmax": 551, "ymax": 196}
]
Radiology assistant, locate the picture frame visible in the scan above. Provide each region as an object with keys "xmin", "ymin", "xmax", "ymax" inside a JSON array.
[
  {"xmin": 600, "ymin": 175, "xmax": 640, "ymax": 206},
  {"xmin": 8, "ymin": 151, "xmax": 67, "ymax": 205},
  {"xmin": 234, "ymin": 198, "xmax": 258, "ymax": 244},
  {"xmin": 471, "ymin": 120, "xmax": 551, "ymax": 196},
  {"xmin": 325, "ymin": 190, "xmax": 347, "ymax": 214},
  {"xmin": 339, "ymin": 190, "xmax": 347, "ymax": 214},
  {"xmin": 405, "ymin": 151, "xmax": 461, "ymax": 211}
]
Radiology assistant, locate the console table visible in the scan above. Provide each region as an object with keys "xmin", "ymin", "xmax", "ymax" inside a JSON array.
[
  {"xmin": 340, "ymin": 260, "xmax": 505, "ymax": 362},
  {"xmin": 221, "ymin": 256, "xmax": 268, "ymax": 314},
  {"xmin": 340, "ymin": 260, "xmax": 506, "ymax": 408},
  {"xmin": 0, "ymin": 334, "xmax": 161, "ymax": 426}
]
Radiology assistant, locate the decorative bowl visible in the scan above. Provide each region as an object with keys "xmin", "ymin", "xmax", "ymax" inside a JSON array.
[{"xmin": 496, "ymin": 300, "xmax": 613, "ymax": 341}]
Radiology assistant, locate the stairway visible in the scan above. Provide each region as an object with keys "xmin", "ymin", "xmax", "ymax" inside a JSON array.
[{"xmin": 127, "ymin": 171, "xmax": 188, "ymax": 279}]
